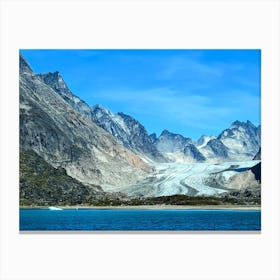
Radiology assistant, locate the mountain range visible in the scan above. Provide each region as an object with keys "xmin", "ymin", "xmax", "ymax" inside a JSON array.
[{"xmin": 19, "ymin": 54, "xmax": 261, "ymax": 205}]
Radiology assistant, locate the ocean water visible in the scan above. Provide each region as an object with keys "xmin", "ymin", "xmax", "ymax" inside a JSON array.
[{"xmin": 19, "ymin": 209, "xmax": 261, "ymax": 231}]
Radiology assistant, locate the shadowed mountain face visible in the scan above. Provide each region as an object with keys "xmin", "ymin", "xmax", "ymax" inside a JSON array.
[
  {"xmin": 183, "ymin": 144, "xmax": 206, "ymax": 162},
  {"xmin": 20, "ymin": 55, "xmax": 152, "ymax": 191},
  {"xmin": 205, "ymin": 139, "xmax": 229, "ymax": 158}
]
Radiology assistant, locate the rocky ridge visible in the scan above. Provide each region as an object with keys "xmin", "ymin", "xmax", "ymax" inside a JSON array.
[
  {"xmin": 91, "ymin": 105, "xmax": 167, "ymax": 162},
  {"xmin": 20, "ymin": 54, "xmax": 152, "ymax": 191},
  {"xmin": 151, "ymin": 120, "xmax": 261, "ymax": 163},
  {"xmin": 37, "ymin": 71, "xmax": 93, "ymax": 119}
]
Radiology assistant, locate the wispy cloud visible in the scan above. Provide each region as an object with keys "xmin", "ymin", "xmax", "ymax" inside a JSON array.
[{"xmin": 160, "ymin": 56, "xmax": 224, "ymax": 81}]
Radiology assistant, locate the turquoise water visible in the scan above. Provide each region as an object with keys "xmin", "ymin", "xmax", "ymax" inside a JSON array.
[{"xmin": 19, "ymin": 209, "xmax": 261, "ymax": 231}]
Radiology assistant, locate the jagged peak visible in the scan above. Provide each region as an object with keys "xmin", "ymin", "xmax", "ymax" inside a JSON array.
[
  {"xmin": 149, "ymin": 132, "xmax": 157, "ymax": 138},
  {"xmin": 197, "ymin": 134, "xmax": 215, "ymax": 142},
  {"xmin": 37, "ymin": 70, "xmax": 69, "ymax": 92},
  {"xmin": 231, "ymin": 120, "xmax": 243, "ymax": 126},
  {"xmin": 230, "ymin": 120, "xmax": 257, "ymax": 129},
  {"xmin": 149, "ymin": 133, "xmax": 157, "ymax": 143},
  {"xmin": 159, "ymin": 129, "xmax": 192, "ymax": 141},
  {"xmin": 19, "ymin": 53, "xmax": 34, "ymax": 74},
  {"xmin": 92, "ymin": 104, "xmax": 112, "ymax": 116},
  {"xmin": 116, "ymin": 112, "xmax": 141, "ymax": 126},
  {"xmin": 117, "ymin": 112, "xmax": 134, "ymax": 119},
  {"xmin": 160, "ymin": 129, "xmax": 174, "ymax": 137},
  {"xmin": 38, "ymin": 70, "xmax": 63, "ymax": 81}
]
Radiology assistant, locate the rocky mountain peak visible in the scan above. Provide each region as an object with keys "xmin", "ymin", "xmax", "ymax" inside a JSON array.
[
  {"xmin": 231, "ymin": 120, "xmax": 243, "ymax": 127},
  {"xmin": 218, "ymin": 120, "xmax": 261, "ymax": 158},
  {"xmin": 36, "ymin": 70, "xmax": 92, "ymax": 119},
  {"xmin": 196, "ymin": 135, "xmax": 216, "ymax": 147},
  {"xmin": 37, "ymin": 71, "xmax": 69, "ymax": 94},
  {"xmin": 230, "ymin": 120, "xmax": 256, "ymax": 130},
  {"xmin": 206, "ymin": 139, "xmax": 229, "ymax": 158},
  {"xmin": 19, "ymin": 54, "xmax": 34, "ymax": 74},
  {"xmin": 92, "ymin": 104, "xmax": 112, "ymax": 117},
  {"xmin": 91, "ymin": 106, "xmax": 167, "ymax": 162},
  {"xmin": 159, "ymin": 130, "xmax": 191, "ymax": 141},
  {"xmin": 116, "ymin": 112, "xmax": 141, "ymax": 129},
  {"xmin": 156, "ymin": 130, "xmax": 192, "ymax": 153},
  {"xmin": 160, "ymin": 129, "xmax": 171, "ymax": 136},
  {"xmin": 183, "ymin": 144, "xmax": 206, "ymax": 162},
  {"xmin": 149, "ymin": 133, "xmax": 157, "ymax": 144}
]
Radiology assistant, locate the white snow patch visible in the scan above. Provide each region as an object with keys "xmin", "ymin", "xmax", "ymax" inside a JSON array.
[
  {"xmin": 73, "ymin": 96, "xmax": 81, "ymax": 104},
  {"xmin": 112, "ymin": 114, "xmax": 130, "ymax": 134}
]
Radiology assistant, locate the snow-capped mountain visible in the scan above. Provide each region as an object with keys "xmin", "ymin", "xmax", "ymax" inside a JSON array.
[
  {"xmin": 150, "ymin": 120, "xmax": 260, "ymax": 163},
  {"xmin": 91, "ymin": 105, "xmax": 167, "ymax": 162},
  {"xmin": 217, "ymin": 120, "xmax": 260, "ymax": 156},
  {"xmin": 196, "ymin": 121, "xmax": 260, "ymax": 161}
]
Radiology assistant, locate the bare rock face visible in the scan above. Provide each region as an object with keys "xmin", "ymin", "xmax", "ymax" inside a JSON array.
[
  {"xmin": 226, "ymin": 169, "xmax": 260, "ymax": 190},
  {"xmin": 91, "ymin": 105, "xmax": 167, "ymax": 163},
  {"xmin": 19, "ymin": 54, "xmax": 152, "ymax": 189},
  {"xmin": 217, "ymin": 120, "xmax": 261, "ymax": 159},
  {"xmin": 155, "ymin": 130, "xmax": 192, "ymax": 153},
  {"xmin": 205, "ymin": 162, "xmax": 261, "ymax": 200},
  {"xmin": 183, "ymin": 144, "xmax": 206, "ymax": 162},
  {"xmin": 37, "ymin": 71, "xmax": 93, "ymax": 119},
  {"xmin": 205, "ymin": 139, "xmax": 229, "ymax": 159}
]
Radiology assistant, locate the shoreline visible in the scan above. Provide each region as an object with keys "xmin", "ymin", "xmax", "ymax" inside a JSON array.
[{"xmin": 20, "ymin": 205, "xmax": 261, "ymax": 210}]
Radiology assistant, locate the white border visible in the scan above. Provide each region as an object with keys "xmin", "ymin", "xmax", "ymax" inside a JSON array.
[{"xmin": 1, "ymin": 1, "xmax": 279, "ymax": 279}]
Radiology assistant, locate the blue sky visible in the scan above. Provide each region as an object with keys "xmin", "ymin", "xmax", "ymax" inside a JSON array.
[{"xmin": 20, "ymin": 49, "xmax": 261, "ymax": 140}]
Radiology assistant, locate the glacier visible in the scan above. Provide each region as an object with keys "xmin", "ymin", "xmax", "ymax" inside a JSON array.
[{"xmin": 101, "ymin": 161, "xmax": 260, "ymax": 197}]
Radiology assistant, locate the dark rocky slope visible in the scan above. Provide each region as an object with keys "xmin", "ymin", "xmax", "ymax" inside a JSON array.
[{"xmin": 20, "ymin": 149, "xmax": 102, "ymax": 206}]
